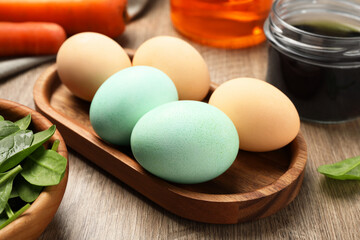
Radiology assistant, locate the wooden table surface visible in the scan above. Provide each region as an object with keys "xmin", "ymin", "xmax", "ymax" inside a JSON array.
[{"xmin": 1, "ymin": 0, "xmax": 360, "ymax": 239}]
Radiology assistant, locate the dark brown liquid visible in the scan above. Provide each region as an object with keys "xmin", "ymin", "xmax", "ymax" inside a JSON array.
[
  {"xmin": 266, "ymin": 22, "xmax": 360, "ymax": 122},
  {"xmin": 293, "ymin": 22, "xmax": 360, "ymax": 37}
]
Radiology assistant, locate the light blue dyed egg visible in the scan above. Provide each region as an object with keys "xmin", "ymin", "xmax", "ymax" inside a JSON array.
[
  {"xmin": 131, "ymin": 101, "xmax": 239, "ymax": 184},
  {"xmin": 90, "ymin": 66, "xmax": 178, "ymax": 146}
]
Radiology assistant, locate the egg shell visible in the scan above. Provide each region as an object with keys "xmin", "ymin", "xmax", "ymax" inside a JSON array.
[
  {"xmin": 90, "ymin": 66, "xmax": 178, "ymax": 146},
  {"xmin": 132, "ymin": 36, "xmax": 210, "ymax": 101},
  {"xmin": 131, "ymin": 101, "xmax": 239, "ymax": 184},
  {"xmin": 209, "ymin": 78, "xmax": 300, "ymax": 152},
  {"xmin": 56, "ymin": 32, "xmax": 131, "ymax": 101}
]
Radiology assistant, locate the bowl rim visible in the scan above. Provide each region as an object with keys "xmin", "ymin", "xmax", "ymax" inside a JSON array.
[{"xmin": 0, "ymin": 98, "xmax": 68, "ymax": 240}]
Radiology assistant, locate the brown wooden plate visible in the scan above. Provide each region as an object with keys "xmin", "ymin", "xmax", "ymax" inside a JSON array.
[
  {"xmin": 33, "ymin": 64, "xmax": 307, "ymax": 224},
  {"xmin": 0, "ymin": 99, "xmax": 68, "ymax": 240}
]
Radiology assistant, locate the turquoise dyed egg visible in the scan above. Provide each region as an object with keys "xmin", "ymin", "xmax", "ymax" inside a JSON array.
[
  {"xmin": 90, "ymin": 66, "xmax": 178, "ymax": 146},
  {"xmin": 131, "ymin": 101, "xmax": 239, "ymax": 184}
]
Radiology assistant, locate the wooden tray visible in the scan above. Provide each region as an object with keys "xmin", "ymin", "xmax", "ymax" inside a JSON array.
[{"xmin": 33, "ymin": 64, "xmax": 307, "ymax": 224}]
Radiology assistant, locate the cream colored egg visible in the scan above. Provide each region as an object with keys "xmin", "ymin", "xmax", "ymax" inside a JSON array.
[
  {"xmin": 209, "ymin": 78, "xmax": 300, "ymax": 152},
  {"xmin": 132, "ymin": 36, "xmax": 210, "ymax": 101},
  {"xmin": 56, "ymin": 32, "xmax": 131, "ymax": 101}
]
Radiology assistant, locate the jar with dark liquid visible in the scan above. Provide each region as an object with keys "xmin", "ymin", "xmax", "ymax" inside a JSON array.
[{"xmin": 264, "ymin": 0, "xmax": 360, "ymax": 123}]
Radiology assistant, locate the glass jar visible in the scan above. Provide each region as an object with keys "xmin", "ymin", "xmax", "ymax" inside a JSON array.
[
  {"xmin": 264, "ymin": 0, "xmax": 360, "ymax": 123},
  {"xmin": 170, "ymin": 0, "xmax": 273, "ymax": 49}
]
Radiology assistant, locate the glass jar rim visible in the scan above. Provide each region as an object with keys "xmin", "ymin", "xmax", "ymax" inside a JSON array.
[
  {"xmin": 272, "ymin": 0, "xmax": 360, "ymax": 41},
  {"xmin": 265, "ymin": 0, "xmax": 360, "ymax": 67}
]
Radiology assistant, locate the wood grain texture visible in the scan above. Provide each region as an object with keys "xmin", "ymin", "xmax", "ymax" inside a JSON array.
[
  {"xmin": 0, "ymin": 99, "xmax": 68, "ymax": 240},
  {"xmin": 33, "ymin": 64, "xmax": 306, "ymax": 224},
  {"xmin": 0, "ymin": 0, "xmax": 359, "ymax": 238}
]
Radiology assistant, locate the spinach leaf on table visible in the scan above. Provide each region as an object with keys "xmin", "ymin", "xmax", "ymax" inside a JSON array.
[
  {"xmin": 14, "ymin": 176, "xmax": 43, "ymax": 203},
  {"xmin": 0, "ymin": 125, "xmax": 55, "ymax": 172},
  {"xmin": 21, "ymin": 143, "xmax": 67, "ymax": 186},
  {"xmin": 0, "ymin": 165, "xmax": 22, "ymax": 213},
  {"xmin": 317, "ymin": 155, "xmax": 360, "ymax": 180},
  {"xmin": 0, "ymin": 121, "xmax": 20, "ymax": 140},
  {"xmin": 14, "ymin": 114, "xmax": 31, "ymax": 131},
  {"xmin": 0, "ymin": 116, "xmax": 4, "ymax": 121}
]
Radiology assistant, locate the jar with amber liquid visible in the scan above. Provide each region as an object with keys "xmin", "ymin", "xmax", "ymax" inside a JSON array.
[{"xmin": 170, "ymin": 0, "xmax": 273, "ymax": 48}]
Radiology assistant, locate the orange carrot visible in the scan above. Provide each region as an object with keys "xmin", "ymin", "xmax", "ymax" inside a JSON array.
[
  {"xmin": 0, "ymin": 0, "xmax": 127, "ymax": 38},
  {"xmin": 0, "ymin": 22, "xmax": 66, "ymax": 57}
]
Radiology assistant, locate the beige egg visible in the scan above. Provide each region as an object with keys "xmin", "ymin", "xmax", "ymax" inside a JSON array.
[
  {"xmin": 132, "ymin": 36, "xmax": 210, "ymax": 101},
  {"xmin": 209, "ymin": 78, "xmax": 300, "ymax": 152},
  {"xmin": 56, "ymin": 32, "xmax": 131, "ymax": 101}
]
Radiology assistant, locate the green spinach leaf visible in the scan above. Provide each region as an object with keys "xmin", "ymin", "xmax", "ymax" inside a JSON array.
[
  {"xmin": 9, "ymin": 130, "xmax": 33, "ymax": 156},
  {"xmin": 14, "ymin": 176, "xmax": 43, "ymax": 202},
  {"xmin": 4, "ymin": 203, "xmax": 14, "ymax": 218},
  {"xmin": 0, "ymin": 203, "xmax": 30, "ymax": 230},
  {"xmin": 0, "ymin": 134, "xmax": 14, "ymax": 164},
  {"xmin": 0, "ymin": 116, "xmax": 4, "ymax": 121},
  {"xmin": 0, "ymin": 125, "xmax": 55, "ymax": 172},
  {"xmin": 21, "ymin": 144, "xmax": 67, "ymax": 186},
  {"xmin": 0, "ymin": 165, "xmax": 22, "ymax": 213},
  {"xmin": 9, "ymin": 187, "xmax": 19, "ymax": 199},
  {"xmin": 0, "ymin": 130, "xmax": 33, "ymax": 170},
  {"xmin": 14, "ymin": 114, "xmax": 31, "ymax": 131},
  {"xmin": 317, "ymin": 156, "xmax": 360, "ymax": 180},
  {"xmin": 0, "ymin": 121, "xmax": 20, "ymax": 140},
  {"xmin": 0, "ymin": 210, "xmax": 7, "ymax": 226}
]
